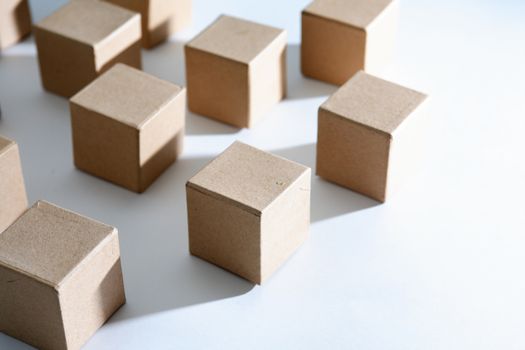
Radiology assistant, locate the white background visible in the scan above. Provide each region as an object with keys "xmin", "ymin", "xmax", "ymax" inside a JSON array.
[{"xmin": 1, "ymin": 0, "xmax": 525, "ymax": 349}]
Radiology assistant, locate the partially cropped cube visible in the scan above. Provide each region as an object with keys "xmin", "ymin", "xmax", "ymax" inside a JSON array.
[
  {"xmin": 105, "ymin": 0, "xmax": 192, "ymax": 48},
  {"xmin": 0, "ymin": 136, "xmax": 27, "ymax": 233},
  {"xmin": 186, "ymin": 142, "xmax": 310, "ymax": 284},
  {"xmin": 70, "ymin": 64, "xmax": 186, "ymax": 193},
  {"xmin": 185, "ymin": 15, "xmax": 287, "ymax": 128},
  {"xmin": 34, "ymin": 0, "xmax": 142, "ymax": 98},
  {"xmin": 316, "ymin": 71, "xmax": 428, "ymax": 202},
  {"xmin": 0, "ymin": 0, "xmax": 32, "ymax": 50},
  {"xmin": 302, "ymin": 0, "xmax": 398, "ymax": 85},
  {"xmin": 0, "ymin": 201, "xmax": 125, "ymax": 350}
]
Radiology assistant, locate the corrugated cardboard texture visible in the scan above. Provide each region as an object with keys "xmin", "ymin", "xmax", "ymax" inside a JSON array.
[
  {"xmin": 0, "ymin": 135, "xmax": 28, "ymax": 233},
  {"xmin": 106, "ymin": 0, "xmax": 191, "ymax": 48},
  {"xmin": 0, "ymin": 0, "xmax": 31, "ymax": 50},
  {"xmin": 0, "ymin": 201, "xmax": 125, "ymax": 350},
  {"xmin": 70, "ymin": 64, "xmax": 185, "ymax": 193},
  {"xmin": 187, "ymin": 142, "xmax": 310, "ymax": 284},
  {"xmin": 34, "ymin": 0, "xmax": 141, "ymax": 97},
  {"xmin": 301, "ymin": 0, "xmax": 398, "ymax": 85},
  {"xmin": 185, "ymin": 15, "xmax": 286, "ymax": 128},
  {"xmin": 316, "ymin": 71, "xmax": 428, "ymax": 202}
]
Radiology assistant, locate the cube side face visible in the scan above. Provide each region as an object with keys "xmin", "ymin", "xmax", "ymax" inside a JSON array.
[
  {"xmin": 146, "ymin": 0, "xmax": 191, "ymax": 48},
  {"xmin": 71, "ymin": 103, "xmax": 141, "ymax": 192},
  {"xmin": 260, "ymin": 170, "xmax": 310, "ymax": 283},
  {"xmin": 0, "ymin": 143, "xmax": 27, "ymax": 233},
  {"xmin": 301, "ymin": 13, "xmax": 366, "ymax": 85},
  {"xmin": 138, "ymin": 90, "xmax": 186, "ymax": 192},
  {"xmin": 34, "ymin": 28, "xmax": 97, "ymax": 98},
  {"xmin": 59, "ymin": 233, "xmax": 125, "ymax": 350},
  {"xmin": 248, "ymin": 34, "xmax": 287, "ymax": 127},
  {"xmin": 0, "ymin": 265, "xmax": 68, "ymax": 350},
  {"xmin": 0, "ymin": 0, "xmax": 31, "ymax": 50},
  {"xmin": 94, "ymin": 15, "xmax": 142, "ymax": 73},
  {"xmin": 186, "ymin": 46, "xmax": 249, "ymax": 128},
  {"xmin": 103, "ymin": 0, "xmax": 152, "ymax": 47},
  {"xmin": 316, "ymin": 109, "xmax": 390, "ymax": 202},
  {"xmin": 187, "ymin": 186, "xmax": 262, "ymax": 284},
  {"xmin": 364, "ymin": 0, "xmax": 398, "ymax": 75},
  {"xmin": 386, "ymin": 103, "xmax": 429, "ymax": 200}
]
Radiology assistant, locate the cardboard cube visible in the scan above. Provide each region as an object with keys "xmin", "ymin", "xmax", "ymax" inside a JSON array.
[
  {"xmin": 0, "ymin": 0, "xmax": 32, "ymax": 50},
  {"xmin": 185, "ymin": 15, "xmax": 287, "ymax": 128},
  {"xmin": 105, "ymin": 0, "xmax": 192, "ymax": 48},
  {"xmin": 0, "ymin": 200, "xmax": 125, "ymax": 350},
  {"xmin": 33, "ymin": 0, "xmax": 142, "ymax": 98},
  {"xmin": 302, "ymin": 0, "xmax": 398, "ymax": 85},
  {"xmin": 0, "ymin": 135, "xmax": 27, "ymax": 233},
  {"xmin": 70, "ymin": 63, "xmax": 186, "ymax": 193},
  {"xmin": 186, "ymin": 142, "xmax": 311, "ymax": 284},
  {"xmin": 316, "ymin": 71, "xmax": 428, "ymax": 202}
]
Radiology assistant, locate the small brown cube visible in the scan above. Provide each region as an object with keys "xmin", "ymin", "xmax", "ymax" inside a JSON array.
[
  {"xmin": 302, "ymin": 0, "xmax": 399, "ymax": 85},
  {"xmin": 70, "ymin": 64, "xmax": 186, "ymax": 193},
  {"xmin": 34, "ymin": 0, "xmax": 142, "ymax": 97},
  {"xmin": 187, "ymin": 141, "xmax": 311, "ymax": 284},
  {"xmin": 0, "ymin": 201, "xmax": 126, "ymax": 350},
  {"xmin": 185, "ymin": 15, "xmax": 287, "ymax": 128},
  {"xmin": 316, "ymin": 71, "xmax": 428, "ymax": 202}
]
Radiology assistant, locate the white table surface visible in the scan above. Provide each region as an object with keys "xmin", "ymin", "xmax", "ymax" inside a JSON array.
[{"xmin": 1, "ymin": 0, "xmax": 525, "ymax": 349}]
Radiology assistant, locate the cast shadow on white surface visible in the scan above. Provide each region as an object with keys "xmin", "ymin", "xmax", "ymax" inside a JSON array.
[
  {"xmin": 0, "ymin": 335, "xmax": 32, "ymax": 350},
  {"xmin": 285, "ymin": 44, "xmax": 336, "ymax": 100},
  {"xmin": 273, "ymin": 144, "xmax": 379, "ymax": 222},
  {"xmin": 143, "ymin": 40, "xmax": 240, "ymax": 136},
  {"xmin": 60, "ymin": 155, "xmax": 254, "ymax": 323}
]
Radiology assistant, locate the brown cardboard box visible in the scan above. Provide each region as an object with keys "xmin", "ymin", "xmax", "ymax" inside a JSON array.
[
  {"xmin": 33, "ymin": 0, "xmax": 142, "ymax": 98},
  {"xmin": 301, "ymin": 0, "xmax": 399, "ymax": 85},
  {"xmin": 185, "ymin": 15, "xmax": 287, "ymax": 128},
  {"xmin": 0, "ymin": 135, "xmax": 27, "ymax": 233},
  {"xmin": 105, "ymin": 0, "xmax": 192, "ymax": 48},
  {"xmin": 186, "ymin": 141, "xmax": 311, "ymax": 284},
  {"xmin": 70, "ymin": 63, "xmax": 186, "ymax": 193},
  {"xmin": 316, "ymin": 71, "xmax": 428, "ymax": 202},
  {"xmin": 0, "ymin": 200, "xmax": 125, "ymax": 350},
  {"xmin": 0, "ymin": 0, "xmax": 32, "ymax": 50}
]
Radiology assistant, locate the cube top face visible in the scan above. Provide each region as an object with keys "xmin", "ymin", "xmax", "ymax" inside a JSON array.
[
  {"xmin": 187, "ymin": 15, "xmax": 285, "ymax": 64},
  {"xmin": 0, "ymin": 201, "xmax": 116, "ymax": 288},
  {"xmin": 71, "ymin": 64, "xmax": 184, "ymax": 129},
  {"xmin": 0, "ymin": 135, "xmax": 14, "ymax": 153},
  {"xmin": 322, "ymin": 71, "xmax": 427, "ymax": 135},
  {"xmin": 304, "ymin": 0, "xmax": 395, "ymax": 29},
  {"xmin": 188, "ymin": 142, "xmax": 309, "ymax": 214},
  {"xmin": 35, "ymin": 0, "xmax": 139, "ymax": 47}
]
